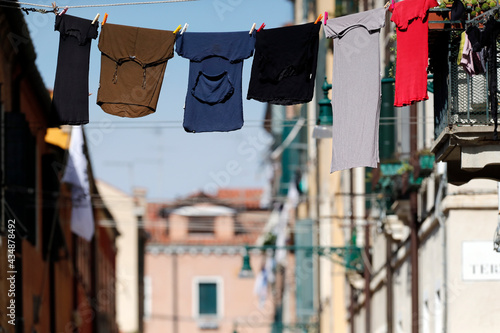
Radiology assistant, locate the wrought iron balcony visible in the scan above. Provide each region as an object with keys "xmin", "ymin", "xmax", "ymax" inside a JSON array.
[{"xmin": 430, "ymin": 25, "xmax": 500, "ymax": 185}]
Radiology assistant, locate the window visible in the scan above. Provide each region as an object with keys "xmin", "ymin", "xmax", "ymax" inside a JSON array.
[
  {"xmin": 199, "ymin": 283, "xmax": 217, "ymax": 315},
  {"xmin": 4, "ymin": 112, "xmax": 37, "ymax": 245},
  {"xmin": 188, "ymin": 216, "xmax": 214, "ymax": 236},
  {"xmin": 193, "ymin": 277, "xmax": 223, "ymax": 320}
]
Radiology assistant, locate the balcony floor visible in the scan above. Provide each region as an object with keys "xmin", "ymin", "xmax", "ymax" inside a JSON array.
[{"xmin": 432, "ymin": 125, "xmax": 500, "ymax": 185}]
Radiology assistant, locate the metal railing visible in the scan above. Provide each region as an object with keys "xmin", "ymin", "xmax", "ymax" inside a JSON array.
[{"xmin": 434, "ymin": 28, "xmax": 500, "ymax": 139}]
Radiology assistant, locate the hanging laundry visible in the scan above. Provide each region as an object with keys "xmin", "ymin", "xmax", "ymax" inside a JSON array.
[
  {"xmin": 456, "ymin": 32, "xmax": 466, "ymax": 66},
  {"xmin": 460, "ymin": 32, "xmax": 484, "ymax": 76},
  {"xmin": 247, "ymin": 23, "xmax": 320, "ymax": 105},
  {"xmin": 176, "ymin": 31, "xmax": 256, "ymax": 133},
  {"xmin": 465, "ymin": 25, "xmax": 487, "ymax": 71},
  {"xmin": 429, "ymin": 31, "xmax": 449, "ymax": 138},
  {"xmin": 391, "ymin": 0, "xmax": 438, "ymax": 107},
  {"xmin": 450, "ymin": 0, "xmax": 466, "ymax": 27},
  {"xmin": 324, "ymin": 7, "xmax": 387, "ymax": 173},
  {"xmin": 466, "ymin": 25, "xmax": 482, "ymax": 52},
  {"xmin": 62, "ymin": 126, "xmax": 94, "ymax": 241},
  {"xmin": 466, "ymin": 18, "xmax": 500, "ymax": 139},
  {"xmin": 97, "ymin": 23, "xmax": 175, "ymax": 118},
  {"xmin": 49, "ymin": 15, "xmax": 98, "ymax": 127}
]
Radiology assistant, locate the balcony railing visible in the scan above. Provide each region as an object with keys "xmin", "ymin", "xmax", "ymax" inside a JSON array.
[{"xmin": 433, "ymin": 26, "xmax": 499, "ymax": 139}]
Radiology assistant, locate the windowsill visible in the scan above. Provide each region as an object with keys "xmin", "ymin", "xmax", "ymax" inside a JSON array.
[
  {"xmin": 188, "ymin": 233, "xmax": 215, "ymax": 238},
  {"xmin": 196, "ymin": 316, "xmax": 219, "ymax": 330}
]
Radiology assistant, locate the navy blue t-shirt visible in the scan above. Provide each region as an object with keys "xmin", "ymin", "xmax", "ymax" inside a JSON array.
[{"xmin": 176, "ymin": 31, "xmax": 256, "ymax": 133}]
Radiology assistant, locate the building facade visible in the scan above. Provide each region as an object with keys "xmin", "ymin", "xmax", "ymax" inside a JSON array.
[
  {"xmin": 143, "ymin": 190, "xmax": 274, "ymax": 333},
  {"xmin": 275, "ymin": 1, "xmax": 500, "ymax": 333},
  {"xmin": 96, "ymin": 180, "xmax": 140, "ymax": 333},
  {"xmin": 0, "ymin": 5, "xmax": 118, "ymax": 332}
]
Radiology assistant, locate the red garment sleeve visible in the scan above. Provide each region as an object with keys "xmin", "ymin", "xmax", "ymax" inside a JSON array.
[{"xmin": 391, "ymin": 0, "xmax": 439, "ymax": 30}]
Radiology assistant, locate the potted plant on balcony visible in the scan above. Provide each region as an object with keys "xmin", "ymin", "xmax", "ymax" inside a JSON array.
[{"xmin": 428, "ymin": 1, "xmax": 451, "ymax": 30}]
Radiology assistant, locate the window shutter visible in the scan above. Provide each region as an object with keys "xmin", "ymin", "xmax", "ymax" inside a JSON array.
[
  {"xmin": 295, "ymin": 219, "xmax": 315, "ymax": 322},
  {"xmin": 199, "ymin": 283, "xmax": 217, "ymax": 315}
]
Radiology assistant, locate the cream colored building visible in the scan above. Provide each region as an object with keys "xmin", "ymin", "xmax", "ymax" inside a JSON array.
[
  {"xmin": 288, "ymin": 1, "xmax": 500, "ymax": 333},
  {"xmin": 96, "ymin": 180, "xmax": 139, "ymax": 333},
  {"xmin": 356, "ymin": 175, "xmax": 500, "ymax": 333}
]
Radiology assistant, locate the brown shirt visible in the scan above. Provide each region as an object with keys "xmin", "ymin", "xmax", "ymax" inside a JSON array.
[{"xmin": 97, "ymin": 23, "xmax": 175, "ymax": 118}]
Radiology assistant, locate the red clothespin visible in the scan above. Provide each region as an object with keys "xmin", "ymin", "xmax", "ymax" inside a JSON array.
[
  {"xmin": 390, "ymin": 0, "xmax": 395, "ymax": 10},
  {"xmin": 58, "ymin": 6, "xmax": 68, "ymax": 16},
  {"xmin": 314, "ymin": 13, "xmax": 323, "ymax": 24},
  {"xmin": 324, "ymin": 11, "xmax": 328, "ymax": 25},
  {"xmin": 257, "ymin": 23, "xmax": 266, "ymax": 32},
  {"xmin": 102, "ymin": 13, "xmax": 108, "ymax": 26}
]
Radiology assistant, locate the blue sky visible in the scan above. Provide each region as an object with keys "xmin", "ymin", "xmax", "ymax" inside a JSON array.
[{"xmin": 23, "ymin": 0, "xmax": 294, "ymax": 200}]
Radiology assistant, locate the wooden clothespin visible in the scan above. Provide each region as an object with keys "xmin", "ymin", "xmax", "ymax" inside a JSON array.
[
  {"xmin": 173, "ymin": 25, "xmax": 182, "ymax": 34},
  {"xmin": 249, "ymin": 23, "xmax": 256, "ymax": 34},
  {"xmin": 257, "ymin": 23, "xmax": 266, "ymax": 32},
  {"xmin": 314, "ymin": 13, "xmax": 323, "ymax": 24},
  {"xmin": 51, "ymin": 2, "xmax": 58, "ymax": 15},
  {"xmin": 102, "ymin": 13, "xmax": 108, "ymax": 26},
  {"xmin": 92, "ymin": 13, "xmax": 100, "ymax": 25},
  {"xmin": 58, "ymin": 6, "xmax": 68, "ymax": 16},
  {"xmin": 324, "ymin": 11, "xmax": 328, "ymax": 25},
  {"xmin": 180, "ymin": 23, "xmax": 189, "ymax": 35},
  {"xmin": 384, "ymin": 1, "xmax": 390, "ymax": 8}
]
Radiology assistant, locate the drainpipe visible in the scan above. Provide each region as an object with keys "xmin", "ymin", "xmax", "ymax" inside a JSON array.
[
  {"xmin": 350, "ymin": 169, "xmax": 356, "ymax": 333},
  {"xmin": 409, "ymin": 104, "xmax": 419, "ymax": 333},
  {"xmin": 386, "ymin": 235, "xmax": 393, "ymax": 333},
  {"xmin": 0, "ymin": 84, "xmax": 4, "ymax": 234},
  {"xmin": 435, "ymin": 167, "xmax": 447, "ymax": 333},
  {"xmin": 315, "ymin": 131, "xmax": 321, "ymax": 333},
  {"xmin": 410, "ymin": 191, "xmax": 419, "ymax": 333},
  {"xmin": 364, "ymin": 219, "xmax": 371, "ymax": 333},
  {"xmin": 173, "ymin": 252, "xmax": 178, "ymax": 333}
]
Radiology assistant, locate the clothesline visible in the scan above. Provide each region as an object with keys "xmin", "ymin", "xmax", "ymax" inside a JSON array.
[
  {"xmin": 0, "ymin": 3, "xmax": 55, "ymax": 13},
  {"xmin": 1, "ymin": 0, "xmax": 198, "ymax": 9}
]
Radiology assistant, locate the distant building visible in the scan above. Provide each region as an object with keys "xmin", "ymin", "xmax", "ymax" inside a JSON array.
[
  {"xmin": 96, "ymin": 181, "xmax": 139, "ymax": 333},
  {"xmin": 143, "ymin": 190, "xmax": 274, "ymax": 333}
]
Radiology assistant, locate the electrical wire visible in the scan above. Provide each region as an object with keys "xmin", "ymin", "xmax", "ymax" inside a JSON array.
[
  {"xmin": 0, "ymin": 0, "xmax": 52, "ymax": 8},
  {"xmin": 1, "ymin": 0, "xmax": 198, "ymax": 9},
  {"xmin": 62, "ymin": 0, "xmax": 199, "ymax": 9}
]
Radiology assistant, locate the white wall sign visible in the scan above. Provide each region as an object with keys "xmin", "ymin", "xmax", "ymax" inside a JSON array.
[{"xmin": 462, "ymin": 241, "xmax": 500, "ymax": 281}]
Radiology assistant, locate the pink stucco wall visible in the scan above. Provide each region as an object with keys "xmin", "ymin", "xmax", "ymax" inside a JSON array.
[{"xmin": 144, "ymin": 252, "xmax": 275, "ymax": 333}]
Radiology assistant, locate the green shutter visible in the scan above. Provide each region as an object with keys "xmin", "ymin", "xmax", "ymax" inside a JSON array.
[
  {"xmin": 279, "ymin": 117, "xmax": 307, "ymax": 196},
  {"xmin": 295, "ymin": 219, "xmax": 315, "ymax": 322},
  {"xmin": 199, "ymin": 283, "xmax": 217, "ymax": 315}
]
